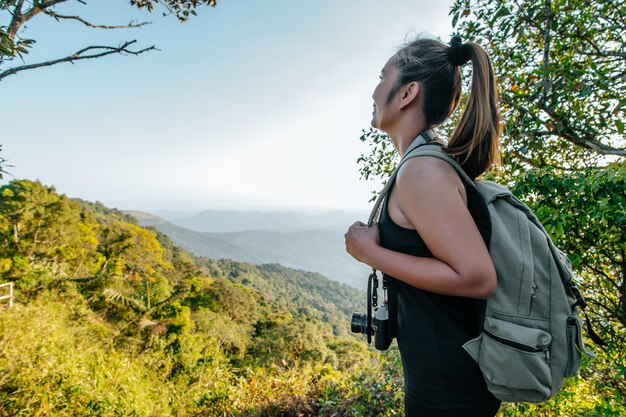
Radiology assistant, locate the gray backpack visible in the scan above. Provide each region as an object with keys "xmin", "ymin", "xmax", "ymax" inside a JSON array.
[{"xmin": 404, "ymin": 140, "xmax": 597, "ymax": 403}]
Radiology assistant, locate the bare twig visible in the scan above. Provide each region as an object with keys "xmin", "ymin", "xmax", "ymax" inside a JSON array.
[
  {"xmin": 38, "ymin": 0, "xmax": 73, "ymax": 8},
  {"xmin": 0, "ymin": 40, "xmax": 157, "ymax": 81},
  {"xmin": 43, "ymin": 10, "xmax": 151, "ymax": 30}
]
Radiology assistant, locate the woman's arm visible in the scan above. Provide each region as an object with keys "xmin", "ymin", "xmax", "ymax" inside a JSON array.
[{"xmin": 345, "ymin": 156, "xmax": 496, "ymax": 299}]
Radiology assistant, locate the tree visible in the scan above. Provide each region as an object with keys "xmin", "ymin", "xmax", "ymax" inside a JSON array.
[
  {"xmin": 0, "ymin": 0, "xmax": 219, "ymax": 81},
  {"xmin": 95, "ymin": 221, "xmax": 173, "ymax": 318},
  {"xmin": 0, "ymin": 179, "xmax": 100, "ymax": 288},
  {"xmin": 450, "ymin": 0, "xmax": 626, "ymax": 170}
]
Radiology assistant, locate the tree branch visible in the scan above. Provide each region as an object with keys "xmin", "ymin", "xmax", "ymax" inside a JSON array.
[
  {"xmin": 501, "ymin": 98, "xmax": 542, "ymax": 123},
  {"xmin": 539, "ymin": 104, "xmax": 626, "ymax": 156},
  {"xmin": 506, "ymin": 150, "xmax": 594, "ymax": 171},
  {"xmin": 38, "ymin": 0, "xmax": 74, "ymax": 8},
  {"xmin": 0, "ymin": 40, "xmax": 157, "ymax": 81},
  {"xmin": 65, "ymin": 275, "xmax": 98, "ymax": 282},
  {"xmin": 7, "ymin": 0, "xmax": 70, "ymax": 39},
  {"xmin": 43, "ymin": 9, "xmax": 151, "ymax": 30},
  {"xmin": 570, "ymin": 25, "xmax": 626, "ymax": 62},
  {"xmin": 578, "ymin": 50, "xmax": 626, "ymax": 61},
  {"xmin": 585, "ymin": 297, "xmax": 619, "ymax": 320},
  {"xmin": 527, "ymin": 130, "xmax": 560, "ymax": 137},
  {"xmin": 7, "ymin": 0, "xmax": 29, "ymax": 38},
  {"xmin": 581, "ymin": 260, "xmax": 621, "ymax": 291},
  {"xmin": 538, "ymin": 0, "xmax": 551, "ymax": 107},
  {"xmin": 619, "ymin": 249, "xmax": 626, "ymax": 326}
]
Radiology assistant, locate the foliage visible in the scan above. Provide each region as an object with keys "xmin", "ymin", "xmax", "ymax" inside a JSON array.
[
  {"xmin": 0, "ymin": 293, "xmax": 174, "ymax": 417},
  {"xmin": 0, "ymin": 180, "xmax": 101, "ymax": 289},
  {"xmin": 357, "ymin": 128, "xmax": 400, "ymax": 201},
  {"xmin": 497, "ymin": 370, "xmax": 626, "ymax": 416},
  {"xmin": 130, "ymin": 0, "xmax": 218, "ymax": 21},
  {"xmin": 450, "ymin": 0, "xmax": 626, "ymax": 170},
  {"xmin": 0, "ymin": 290, "xmax": 404, "ymax": 417}
]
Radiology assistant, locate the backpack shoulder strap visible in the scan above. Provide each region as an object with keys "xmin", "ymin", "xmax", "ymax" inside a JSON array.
[{"xmin": 403, "ymin": 144, "xmax": 476, "ymax": 188}]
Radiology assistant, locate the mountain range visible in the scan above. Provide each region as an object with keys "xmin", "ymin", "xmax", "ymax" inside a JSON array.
[{"xmin": 127, "ymin": 210, "xmax": 371, "ymax": 289}]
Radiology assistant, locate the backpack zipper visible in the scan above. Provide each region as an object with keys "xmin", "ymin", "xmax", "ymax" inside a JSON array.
[{"xmin": 484, "ymin": 329, "xmax": 550, "ymax": 361}]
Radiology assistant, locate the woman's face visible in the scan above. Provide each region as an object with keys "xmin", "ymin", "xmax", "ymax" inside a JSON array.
[{"xmin": 371, "ymin": 55, "xmax": 400, "ymax": 131}]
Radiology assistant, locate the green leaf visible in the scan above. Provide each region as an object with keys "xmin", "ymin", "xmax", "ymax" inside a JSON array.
[
  {"xmin": 493, "ymin": 5, "xmax": 510, "ymax": 20},
  {"xmin": 452, "ymin": 11, "xmax": 460, "ymax": 28}
]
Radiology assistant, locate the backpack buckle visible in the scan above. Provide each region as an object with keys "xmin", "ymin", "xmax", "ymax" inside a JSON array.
[{"xmin": 565, "ymin": 281, "xmax": 587, "ymax": 309}]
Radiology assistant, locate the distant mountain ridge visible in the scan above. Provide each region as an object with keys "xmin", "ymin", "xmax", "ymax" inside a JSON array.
[
  {"xmin": 129, "ymin": 210, "xmax": 370, "ymax": 289},
  {"xmin": 155, "ymin": 209, "xmax": 368, "ymax": 233}
]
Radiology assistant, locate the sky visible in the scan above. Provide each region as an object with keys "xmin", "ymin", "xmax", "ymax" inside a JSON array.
[{"xmin": 1, "ymin": 0, "xmax": 455, "ymax": 213}]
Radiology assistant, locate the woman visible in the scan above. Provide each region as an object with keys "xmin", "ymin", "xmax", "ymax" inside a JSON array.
[{"xmin": 345, "ymin": 36, "xmax": 502, "ymax": 417}]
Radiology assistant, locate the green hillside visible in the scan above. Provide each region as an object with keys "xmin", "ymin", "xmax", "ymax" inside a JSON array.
[{"xmin": 0, "ymin": 179, "xmax": 404, "ymax": 417}]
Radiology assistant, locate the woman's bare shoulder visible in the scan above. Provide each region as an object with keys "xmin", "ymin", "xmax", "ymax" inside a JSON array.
[{"xmin": 395, "ymin": 155, "xmax": 463, "ymax": 194}]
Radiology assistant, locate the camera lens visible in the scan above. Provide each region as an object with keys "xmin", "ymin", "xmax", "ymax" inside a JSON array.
[{"xmin": 351, "ymin": 312, "xmax": 368, "ymax": 334}]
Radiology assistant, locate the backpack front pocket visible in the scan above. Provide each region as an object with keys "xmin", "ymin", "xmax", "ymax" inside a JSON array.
[{"xmin": 463, "ymin": 317, "xmax": 552, "ymax": 402}]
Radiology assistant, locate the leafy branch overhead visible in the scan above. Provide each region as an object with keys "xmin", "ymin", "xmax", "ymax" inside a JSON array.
[
  {"xmin": 130, "ymin": 0, "xmax": 218, "ymax": 21},
  {"xmin": 0, "ymin": 0, "xmax": 218, "ymax": 81},
  {"xmin": 451, "ymin": 0, "xmax": 626, "ymax": 168}
]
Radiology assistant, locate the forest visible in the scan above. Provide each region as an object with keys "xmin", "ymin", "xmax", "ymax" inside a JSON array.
[{"xmin": 0, "ymin": 179, "xmax": 405, "ymax": 416}]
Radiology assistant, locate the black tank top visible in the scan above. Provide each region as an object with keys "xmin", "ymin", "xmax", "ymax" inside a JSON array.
[{"xmin": 379, "ymin": 176, "xmax": 496, "ymax": 410}]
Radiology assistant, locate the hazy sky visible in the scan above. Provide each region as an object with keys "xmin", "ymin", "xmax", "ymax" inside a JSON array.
[{"xmin": 1, "ymin": 0, "xmax": 454, "ymax": 212}]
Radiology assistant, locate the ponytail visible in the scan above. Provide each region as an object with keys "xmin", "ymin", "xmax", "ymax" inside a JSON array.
[
  {"xmin": 445, "ymin": 39, "xmax": 501, "ymax": 179},
  {"xmin": 392, "ymin": 36, "xmax": 501, "ymax": 179}
]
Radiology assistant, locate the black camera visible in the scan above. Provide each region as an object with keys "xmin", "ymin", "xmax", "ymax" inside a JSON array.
[{"xmin": 350, "ymin": 271, "xmax": 393, "ymax": 351}]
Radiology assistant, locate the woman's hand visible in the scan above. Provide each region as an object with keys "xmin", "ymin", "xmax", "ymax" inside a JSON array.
[{"xmin": 344, "ymin": 221, "xmax": 380, "ymax": 266}]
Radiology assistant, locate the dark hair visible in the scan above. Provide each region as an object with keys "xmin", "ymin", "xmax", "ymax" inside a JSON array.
[{"xmin": 389, "ymin": 36, "xmax": 501, "ymax": 179}]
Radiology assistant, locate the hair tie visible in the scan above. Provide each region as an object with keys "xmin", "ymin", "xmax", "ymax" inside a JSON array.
[{"xmin": 449, "ymin": 36, "xmax": 471, "ymax": 66}]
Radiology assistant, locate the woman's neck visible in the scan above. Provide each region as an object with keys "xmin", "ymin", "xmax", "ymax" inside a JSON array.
[{"xmin": 390, "ymin": 119, "xmax": 428, "ymax": 157}]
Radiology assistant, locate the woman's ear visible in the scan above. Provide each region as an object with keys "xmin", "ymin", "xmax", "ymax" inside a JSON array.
[{"xmin": 398, "ymin": 81, "xmax": 420, "ymax": 110}]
